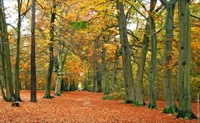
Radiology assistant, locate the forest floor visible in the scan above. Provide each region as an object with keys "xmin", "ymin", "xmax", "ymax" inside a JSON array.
[{"xmin": 0, "ymin": 90, "xmax": 199, "ymax": 123}]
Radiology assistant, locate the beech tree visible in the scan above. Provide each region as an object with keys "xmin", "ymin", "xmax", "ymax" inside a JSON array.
[
  {"xmin": 44, "ymin": 0, "xmax": 56, "ymax": 99},
  {"xmin": 15, "ymin": 0, "xmax": 22, "ymax": 101},
  {"xmin": 176, "ymin": 0, "xmax": 197, "ymax": 119},
  {"xmin": 0, "ymin": 0, "xmax": 14, "ymax": 101},
  {"xmin": 112, "ymin": 45, "xmax": 119, "ymax": 92},
  {"xmin": 92, "ymin": 39, "xmax": 102, "ymax": 92},
  {"xmin": 102, "ymin": 40, "xmax": 109, "ymax": 95},
  {"xmin": 54, "ymin": 45, "xmax": 67, "ymax": 95},
  {"xmin": 160, "ymin": 0, "xmax": 178, "ymax": 114},
  {"xmin": 148, "ymin": 0, "xmax": 157, "ymax": 109},
  {"xmin": 30, "ymin": 0, "xmax": 37, "ymax": 102},
  {"xmin": 116, "ymin": 0, "xmax": 135, "ymax": 103},
  {"xmin": 135, "ymin": 18, "xmax": 150, "ymax": 106}
]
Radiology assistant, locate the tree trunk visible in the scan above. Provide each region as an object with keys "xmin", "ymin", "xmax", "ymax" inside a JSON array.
[
  {"xmin": 160, "ymin": 0, "xmax": 178, "ymax": 114},
  {"xmin": 97, "ymin": 71, "xmax": 102, "ymax": 92},
  {"xmin": 102, "ymin": 44, "xmax": 109, "ymax": 94},
  {"xmin": 14, "ymin": 0, "xmax": 22, "ymax": 101},
  {"xmin": 177, "ymin": 0, "xmax": 197, "ymax": 119},
  {"xmin": 54, "ymin": 54, "xmax": 63, "ymax": 95},
  {"xmin": 83, "ymin": 69, "xmax": 90, "ymax": 90},
  {"xmin": 0, "ymin": 0, "xmax": 14, "ymax": 101},
  {"xmin": 44, "ymin": 0, "xmax": 56, "ymax": 99},
  {"xmin": 0, "ymin": 80, "xmax": 6, "ymax": 100},
  {"xmin": 112, "ymin": 45, "xmax": 119, "ymax": 93},
  {"xmin": 92, "ymin": 41, "xmax": 98, "ymax": 92},
  {"xmin": 135, "ymin": 18, "xmax": 150, "ymax": 106},
  {"xmin": 55, "ymin": 76, "xmax": 62, "ymax": 95},
  {"xmin": 54, "ymin": 49, "xmax": 67, "ymax": 95},
  {"xmin": 116, "ymin": 0, "xmax": 135, "ymax": 103},
  {"xmin": 0, "ymin": 31, "xmax": 7, "ymax": 101},
  {"xmin": 148, "ymin": 0, "xmax": 157, "ymax": 109},
  {"xmin": 30, "ymin": 0, "xmax": 37, "ymax": 102}
]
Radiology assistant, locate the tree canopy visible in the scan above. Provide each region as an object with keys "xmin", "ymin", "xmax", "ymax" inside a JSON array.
[{"xmin": 0, "ymin": 0, "xmax": 199, "ymax": 120}]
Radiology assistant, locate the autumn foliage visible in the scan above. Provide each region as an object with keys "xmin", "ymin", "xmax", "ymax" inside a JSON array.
[
  {"xmin": 0, "ymin": 90, "xmax": 199, "ymax": 122},
  {"xmin": 0, "ymin": 0, "xmax": 199, "ymax": 121}
]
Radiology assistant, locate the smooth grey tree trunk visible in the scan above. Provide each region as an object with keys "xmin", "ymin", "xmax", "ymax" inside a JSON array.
[
  {"xmin": 0, "ymin": 0, "xmax": 14, "ymax": 101},
  {"xmin": 15, "ymin": 0, "xmax": 22, "ymax": 101},
  {"xmin": 54, "ymin": 54, "xmax": 63, "ymax": 96},
  {"xmin": 116, "ymin": 0, "xmax": 135, "ymax": 103},
  {"xmin": 160, "ymin": 0, "xmax": 178, "ymax": 114},
  {"xmin": 44, "ymin": 0, "xmax": 56, "ymax": 99},
  {"xmin": 148, "ymin": 0, "xmax": 157, "ymax": 109},
  {"xmin": 135, "ymin": 18, "xmax": 150, "ymax": 106},
  {"xmin": 112, "ymin": 45, "xmax": 119, "ymax": 87},
  {"xmin": 92, "ymin": 41, "xmax": 98, "ymax": 92},
  {"xmin": 112, "ymin": 45, "xmax": 119, "ymax": 93},
  {"xmin": 176, "ymin": 0, "xmax": 197, "ymax": 119},
  {"xmin": 102, "ymin": 44, "xmax": 109, "ymax": 94},
  {"xmin": 54, "ymin": 52, "xmax": 67, "ymax": 95}
]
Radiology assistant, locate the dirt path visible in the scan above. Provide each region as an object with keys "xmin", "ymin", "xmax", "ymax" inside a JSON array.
[{"xmin": 0, "ymin": 90, "xmax": 198, "ymax": 122}]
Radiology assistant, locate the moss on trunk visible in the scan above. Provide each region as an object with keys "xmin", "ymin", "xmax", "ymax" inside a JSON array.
[
  {"xmin": 177, "ymin": 111, "xmax": 198, "ymax": 119},
  {"xmin": 148, "ymin": 102, "xmax": 157, "ymax": 109},
  {"xmin": 162, "ymin": 105, "xmax": 178, "ymax": 114},
  {"xmin": 132, "ymin": 101, "xmax": 146, "ymax": 106}
]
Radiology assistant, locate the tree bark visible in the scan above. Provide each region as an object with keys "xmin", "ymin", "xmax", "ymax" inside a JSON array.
[
  {"xmin": 44, "ymin": 0, "xmax": 56, "ymax": 99},
  {"xmin": 160, "ymin": 0, "xmax": 178, "ymax": 114},
  {"xmin": 0, "ymin": 0, "xmax": 14, "ymax": 101},
  {"xmin": 54, "ymin": 49, "xmax": 67, "ymax": 95},
  {"xmin": 54, "ymin": 54, "xmax": 62, "ymax": 95},
  {"xmin": 177, "ymin": 0, "xmax": 197, "ymax": 119},
  {"xmin": 0, "ymin": 80, "xmax": 6, "ymax": 100},
  {"xmin": 96, "ymin": 71, "xmax": 102, "ymax": 92},
  {"xmin": 112, "ymin": 45, "xmax": 119, "ymax": 91},
  {"xmin": 148, "ymin": 0, "xmax": 157, "ymax": 109},
  {"xmin": 92, "ymin": 41, "xmax": 98, "ymax": 92},
  {"xmin": 116, "ymin": 0, "xmax": 135, "ymax": 103},
  {"xmin": 135, "ymin": 18, "xmax": 150, "ymax": 106},
  {"xmin": 30, "ymin": 0, "xmax": 37, "ymax": 102},
  {"xmin": 102, "ymin": 43, "xmax": 109, "ymax": 94},
  {"xmin": 15, "ymin": 0, "xmax": 22, "ymax": 101}
]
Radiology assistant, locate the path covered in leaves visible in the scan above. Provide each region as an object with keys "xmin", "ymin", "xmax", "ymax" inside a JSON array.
[{"xmin": 0, "ymin": 90, "xmax": 199, "ymax": 122}]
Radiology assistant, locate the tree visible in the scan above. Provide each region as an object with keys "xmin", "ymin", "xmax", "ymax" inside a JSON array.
[
  {"xmin": 0, "ymin": 0, "xmax": 14, "ymax": 101},
  {"xmin": 116, "ymin": 0, "xmax": 135, "ymax": 103},
  {"xmin": 0, "ymin": 80, "xmax": 6, "ymax": 100},
  {"xmin": 92, "ymin": 39, "xmax": 102, "ymax": 92},
  {"xmin": 160, "ymin": 0, "xmax": 178, "ymax": 114},
  {"xmin": 15, "ymin": 0, "xmax": 23, "ymax": 101},
  {"xmin": 30, "ymin": 0, "xmax": 37, "ymax": 102},
  {"xmin": 135, "ymin": 18, "xmax": 150, "ymax": 106},
  {"xmin": 102, "ymin": 39, "xmax": 109, "ymax": 95},
  {"xmin": 112, "ymin": 45, "xmax": 119, "ymax": 93},
  {"xmin": 148, "ymin": 0, "xmax": 157, "ymax": 109},
  {"xmin": 44, "ymin": 0, "xmax": 56, "ymax": 99},
  {"xmin": 54, "ymin": 45, "xmax": 67, "ymax": 95},
  {"xmin": 176, "ymin": 0, "xmax": 197, "ymax": 119}
]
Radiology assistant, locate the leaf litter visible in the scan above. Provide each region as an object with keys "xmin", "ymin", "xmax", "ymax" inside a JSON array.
[{"xmin": 0, "ymin": 90, "xmax": 199, "ymax": 123}]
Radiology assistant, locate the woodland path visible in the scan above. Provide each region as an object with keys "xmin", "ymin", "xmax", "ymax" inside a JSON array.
[{"xmin": 0, "ymin": 90, "xmax": 199, "ymax": 123}]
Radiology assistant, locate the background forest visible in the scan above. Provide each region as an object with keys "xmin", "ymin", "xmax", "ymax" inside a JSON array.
[{"xmin": 0, "ymin": 0, "xmax": 200, "ymax": 120}]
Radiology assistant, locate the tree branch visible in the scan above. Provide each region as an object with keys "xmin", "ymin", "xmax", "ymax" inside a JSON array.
[
  {"xmin": 21, "ymin": 0, "xmax": 30, "ymax": 18},
  {"xmin": 126, "ymin": 1, "xmax": 147, "ymax": 19},
  {"xmin": 190, "ymin": 13, "xmax": 200, "ymax": 20}
]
